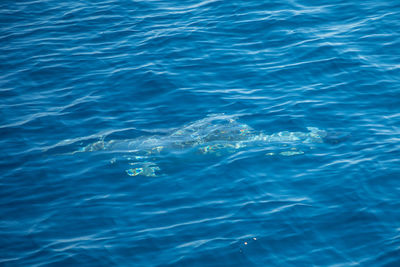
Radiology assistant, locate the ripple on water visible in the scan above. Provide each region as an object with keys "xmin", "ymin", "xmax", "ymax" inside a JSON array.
[{"xmin": 1, "ymin": 0, "xmax": 400, "ymax": 265}]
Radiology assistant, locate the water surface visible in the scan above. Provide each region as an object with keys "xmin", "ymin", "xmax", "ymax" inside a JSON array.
[{"xmin": 1, "ymin": 0, "xmax": 400, "ymax": 266}]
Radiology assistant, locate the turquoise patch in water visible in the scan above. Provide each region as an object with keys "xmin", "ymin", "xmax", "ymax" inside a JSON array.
[{"xmin": 126, "ymin": 167, "xmax": 144, "ymax": 176}]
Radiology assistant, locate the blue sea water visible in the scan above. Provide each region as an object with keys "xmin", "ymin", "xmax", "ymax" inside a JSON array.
[{"xmin": 1, "ymin": 0, "xmax": 400, "ymax": 266}]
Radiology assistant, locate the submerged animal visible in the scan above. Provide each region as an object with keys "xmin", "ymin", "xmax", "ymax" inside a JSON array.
[{"xmin": 76, "ymin": 115, "xmax": 339, "ymax": 177}]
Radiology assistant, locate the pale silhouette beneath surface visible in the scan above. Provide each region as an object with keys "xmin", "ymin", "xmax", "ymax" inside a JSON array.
[{"xmin": 76, "ymin": 115, "xmax": 339, "ymax": 176}]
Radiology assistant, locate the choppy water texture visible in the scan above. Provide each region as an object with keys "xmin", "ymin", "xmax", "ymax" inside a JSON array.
[{"xmin": 1, "ymin": 0, "xmax": 400, "ymax": 266}]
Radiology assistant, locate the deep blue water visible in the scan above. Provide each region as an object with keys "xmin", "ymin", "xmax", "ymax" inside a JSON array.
[{"xmin": 1, "ymin": 0, "xmax": 400, "ymax": 266}]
